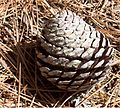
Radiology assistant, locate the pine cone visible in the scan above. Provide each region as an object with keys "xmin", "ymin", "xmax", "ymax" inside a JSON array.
[{"xmin": 36, "ymin": 10, "xmax": 113, "ymax": 92}]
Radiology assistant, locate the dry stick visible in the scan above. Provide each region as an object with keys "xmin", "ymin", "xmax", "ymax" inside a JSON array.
[
  {"xmin": 2, "ymin": 1, "xmax": 10, "ymax": 23},
  {"xmin": 110, "ymin": 71, "xmax": 120, "ymax": 79},
  {"xmin": 36, "ymin": 78, "xmax": 55, "ymax": 106},
  {"xmin": 17, "ymin": 60, "xmax": 21, "ymax": 108},
  {"xmin": 0, "ymin": 49, "xmax": 17, "ymax": 70},
  {"xmin": 91, "ymin": 17, "xmax": 105, "ymax": 29},
  {"xmin": 15, "ymin": 1, "xmax": 19, "ymax": 43},
  {"xmin": 0, "ymin": 42, "xmax": 14, "ymax": 52},
  {"xmin": 3, "ymin": 22, "xmax": 17, "ymax": 44},
  {"xmin": 0, "ymin": 82, "xmax": 45, "ymax": 107},
  {"xmin": 0, "ymin": 50, "xmax": 20, "ymax": 83},
  {"xmin": 16, "ymin": 45, "xmax": 35, "ymax": 86},
  {"xmin": 76, "ymin": 76, "xmax": 116, "ymax": 107},
  {"xmin": 23, "ymin": 9, "xmax": 29, "ymax": 34},
  {"xmin": 29, "ymin": 94, "xmax": 37, "ymax": 108},
  {"xmin": 110, "ymin": 60, "xmax": 120, "ymax": 67},
  {"xmin": 30, "ymin": 16, "xmax": 34, "ymax": 36},
  {"xmin": 17, "ymin": 46, "xmax": 51, "ymax": 104},
  {"xmin": 53, "ymin": 92, "xmax": 69, "ymax": 108},
  {"xmin": 34, "ymin": 6, "xmax": 39, "ymax": 106},
  {"xmin": 16, "ymin": 45, "xmax": 53, "ymax": 105},
  {"xmin": 100, "ymin": 0, "xmax": 108, "ymax": 9},
  {"xmin": 112, "ymin": 84, "xmax": 120, "ymax": 108},
  {"xmin": 36, "ymin": 74, "xmax": 56, "ymax": 104},
  {"xmin": 60, "ymin": 76, "xmax": 114, "ymax": 107},
  {"xmin": 20, "ymin": 3, "xmax": 57, "ymax": 104},
  {"xmin": 37, "ymin": 0, "xmax": 55, "ymax": 14},
  {"xmin": 24, "ymin": 87, "xmax": 71, "ymax": 92},
  {"xmin": 21, "ymin": 46, "xmax": 35, "ymax": 63},
  {"xmin": 91, "ymin": 104, "xmax": 103, "ymax": 108},
  {"xmin": 22, "ymin": 84, "xmax": 28, "ymax": 107},
  {"xmin": 19, "ymin": 9, "xmax": 25, "ymax": 42},
  {"xmin": 104, "ymin": 83, "xmax": 119, "ymax": 108}
]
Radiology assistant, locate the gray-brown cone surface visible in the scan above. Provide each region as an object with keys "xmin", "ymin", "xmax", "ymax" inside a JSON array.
[{"xmin": 36, "ymin": 10, "xmax": 113, "ymax": 92}]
